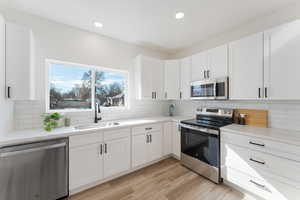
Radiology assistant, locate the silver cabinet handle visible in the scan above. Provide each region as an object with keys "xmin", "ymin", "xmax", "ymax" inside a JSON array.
[
  {"xmin": 146, "ymin": 135, "xmax": 149, "ymax": 143},
  {"xmin": 258, "ymin": 88, "xmax": 261, "ymax": 98},
  {"xmin": 204, "ymin": 70, "xmax": 207, "ymax": 79},
  {"xmin": 265, "ymin": 87, "xmax": 268, "ymax": 98},
  {"xmin": 250, "ymin": 180, "xmax": 266, "ymax": 189},
  {"xmin": 149, "ymin": 134, "xmax": 152, "ymax": 143},
  {"xmin": 0, "ymin": 143, "xmax": 66, "ymax": 157},
  {"xmin": 249, "ymin": 158, "xmax": 265, "ymax": 165},
  {"xmin": 145, "ymin": 127, "xmax": 152, "ymax": 131},
  {"xmin": 104, "ymin": 143, "xmax": 107, "ymax": 154},
  {"xmin": 165, "ymin": 92, "xmax": 167, "ymax": 99},
  {"xmin": 180, "ymin": 91, "xmax": 182, "ymax": 99},
  {"xmin": 100, "ymin": 144, "xmax": 103, "ymax": 155},
  {"xmin": 7, "ymin": 86, "xmax": 11, "ymax": 99},
  {"xmin": 207, "ymin": 70, "xmax": 210, "ymax": 79},
  {"xmin": 249, "ymin": 141, "xmax": 265, "ymax": 147},
  {"xmin": 154, "ymin": 92, "xmax": 157, "ymax": 99}
]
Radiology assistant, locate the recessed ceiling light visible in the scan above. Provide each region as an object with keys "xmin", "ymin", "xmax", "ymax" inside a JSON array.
[
  {"xmin": 94, "ymin": 21, "xmax": 103, "ymax": 28},
  {"xmin": 175, "ymin": 12, "xmax": 185, "ymax": 19}
]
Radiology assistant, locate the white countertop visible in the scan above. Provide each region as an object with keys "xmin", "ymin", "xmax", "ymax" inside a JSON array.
[
  {"xmin": 221, "ymin": 124, "xmax": 300, "ymax": 146},
  {"xmin": 0, "ymin": 115, "xmax": 192, "ymax": 147}
]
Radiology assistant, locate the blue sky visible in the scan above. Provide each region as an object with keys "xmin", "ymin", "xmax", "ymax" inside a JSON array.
[{"xmin": 50, "ymin": 63, "xmax": 125, "ymax": 93}]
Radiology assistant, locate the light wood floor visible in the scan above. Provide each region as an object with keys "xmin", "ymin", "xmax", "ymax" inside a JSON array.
[{"xmin": 70, "ymin": 158, "xmax": 255, "ymax": 200}]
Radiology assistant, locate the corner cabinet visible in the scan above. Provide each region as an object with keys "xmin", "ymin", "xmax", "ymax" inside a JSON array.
[
  {"xmin": 5, "ymin": 22, "xmax": 35, "ymax": 100},
  {"xmin": 229, "ymin": 32, "xmax": 264, "ymax": 100},
  {"xmin": 135, "ymin": 55, "xmax": 164, "ymax": 100},
  {"xmin": 180, "ymin": 57, "xmax": 191, "ymax": 100},
  {"xmin": 264, "ymin": 19, "xmax": 300, "ymax": 100},
  {"xmin": 164, "ymin": 60, "xmax": 180, "ymax": 100}
]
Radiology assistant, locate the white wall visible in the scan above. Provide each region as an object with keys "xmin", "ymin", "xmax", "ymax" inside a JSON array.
[
  {"xmin": 172, "ymin": 2, "xmax": 300, "ymax": 58},
  {"xmin": 0, "ymin": 7, "xmax": 170, "ymax": 130},
  {"xmin": 0, "ymin": 14, "xmax": 13, "ymax": 133}
]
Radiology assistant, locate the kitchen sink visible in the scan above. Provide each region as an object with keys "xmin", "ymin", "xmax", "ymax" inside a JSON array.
[{"xmin": 74, "ymin": 122, "xmax": 121, "ymax": 130}]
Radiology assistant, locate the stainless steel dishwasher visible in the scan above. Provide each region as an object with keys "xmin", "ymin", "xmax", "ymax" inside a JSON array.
[{"xmin": 0, "ymin": 138, "xmax": 69, "ymax": 200}]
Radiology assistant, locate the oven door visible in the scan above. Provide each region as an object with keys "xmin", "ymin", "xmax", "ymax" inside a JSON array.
[
  {"xmin": 190, "ymin": 80, "xmax": 216, "ymax": 100},
  {"xmin": 180, "ymin": 125, "xmax": 219, "ymax": 168}
]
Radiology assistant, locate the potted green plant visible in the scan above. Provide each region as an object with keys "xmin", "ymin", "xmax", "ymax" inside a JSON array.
[{"xmin": 43, "ymin": 112, "xmax": 63, "ymax": 131}]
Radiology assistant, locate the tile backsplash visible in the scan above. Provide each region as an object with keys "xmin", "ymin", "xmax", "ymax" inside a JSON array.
[
  {"xmin": 172, "ymin": 100, "xmax": 300, "ymax": 131},
  {"xmin": 14, "ymin": 100, "xmax": 169, "ymax": 130}
]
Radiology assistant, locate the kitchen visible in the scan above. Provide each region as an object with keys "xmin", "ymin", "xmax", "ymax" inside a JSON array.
[{"xmin": 1, "ymin": 0, "xmax": 300, "ymax": 200}]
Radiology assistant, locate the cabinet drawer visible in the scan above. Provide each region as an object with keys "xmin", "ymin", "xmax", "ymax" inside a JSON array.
[
  {"xmin": 223, "ymin": 167, "xmax": 300, "ymax": 200},
  {"xmin": 104, "ymin": 128, "xmax": 131, "ymax": 141},
  {"xmin": 221, "ymin": 131, "xmax": 300, "ymax": 161},
  {"xmin": 222, "ymin": 143, "xmax": 300, "ymax": 183},
  {"xmin": 69, "ymin": 132, "xmax": 103, "ymax": 148},
  {"xmin": 132, "ymin": 123, "xmax": 162, "ymax": 135}
]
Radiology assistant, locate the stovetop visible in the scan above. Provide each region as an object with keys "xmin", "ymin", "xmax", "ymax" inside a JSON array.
[{"xmin": 180, "ymin": 119, "xmax": 232, "ymax": 130}]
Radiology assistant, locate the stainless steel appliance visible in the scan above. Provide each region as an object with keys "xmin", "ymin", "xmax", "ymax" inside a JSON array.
[
  {"xmin": 180, "ymin": 108, "xmax": 233, "ymax": 183},
  {"xmin": 0, "ymin": 138, "xmax": 69, "ymax": 200},
  {"xmin": 190, "ymin": 77, "xmax": 229, "ymax": 100}
]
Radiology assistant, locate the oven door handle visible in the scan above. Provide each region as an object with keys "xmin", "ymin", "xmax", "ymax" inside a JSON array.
[{"xmin": 179, "ymin": 123, "xmax": 219, "ymax": 136}]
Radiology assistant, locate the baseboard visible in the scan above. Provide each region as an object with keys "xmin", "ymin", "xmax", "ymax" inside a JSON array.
[{"xmin": 70, "ymin": 154, "xmax": 172, "ymax": 196}]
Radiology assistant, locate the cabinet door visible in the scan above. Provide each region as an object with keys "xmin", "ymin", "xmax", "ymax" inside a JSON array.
[
  {"xmin": 5, "ymin": 22, "xmax": 34, "ymax": 100},
  {"xmin": 163, "ymin": 122, "xmax": 173, "ymax": 156},
  {"xmin": 172, "ymin": 123, "xmax": 181, "ymax": 159},
  {"xmin": 69, "ymin": 143, "xmax": 103, "ymax": 190},
  {"xmin": 148, "ymin": 131, "xmax": 163, "ymax": 162},
  {"xmin": 132, "ymin": 133, "xmax": 148, "ymax": 168},
  {"xmin": 208, "ymin": 44, "xmax": 228, "ymax": 78},
  {"xmin": 103, "ymin": 137, "xmax": 131, "ymax": 178},
  {"xmin": 264, "ymin": 19, "xmax": 300, "ymax": 100},
  {"xmin": 191, "ymin": 51, "xmax": 208, "ymax": 81},
  {"xmin": 152, "ymin": 59, "xmax": 164, "ymax": 100},
  {"xmin": 229, "ymin": 33, "xmax": 264, "ymax": 100},
  {"xmin": 180, "ymin": 57, "xmax": 191, "ymax": 100},
  {"xmin": 135, "ymin": 56, "xmax": 153, "ymax": 99},
  {"xmin": 164, "ymin": 60, "xmax": 180, "ymax": 100}
]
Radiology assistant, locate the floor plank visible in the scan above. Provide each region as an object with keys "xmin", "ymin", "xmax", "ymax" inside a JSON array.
[{"xmin": 69, "ymin": 158, "xmax": 256, "ymax": 200}]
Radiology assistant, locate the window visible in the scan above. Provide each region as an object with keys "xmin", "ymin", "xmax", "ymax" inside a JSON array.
[
  {"xmin": 46, "ymin": 60, "xmax": 128, "ymax": 112},
  {"xmin": 95, "ymin": 71, "xmax": 127, "ymax": 108}
]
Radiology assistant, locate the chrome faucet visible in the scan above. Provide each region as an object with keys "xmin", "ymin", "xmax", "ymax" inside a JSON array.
[{"xmin": 94, "ymin": 103, "xmax": 102, "ymax": 123}]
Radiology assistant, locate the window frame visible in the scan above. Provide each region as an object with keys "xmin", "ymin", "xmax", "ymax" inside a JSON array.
[{"xmin": 45, "ymin": 59, "xmax": 129, "ymax": 113}]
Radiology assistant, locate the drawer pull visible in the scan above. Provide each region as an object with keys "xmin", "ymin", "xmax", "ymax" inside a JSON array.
[
  {"xmin": 250, "ymin": 180, "xmax": 266, "ymax": 189},
  {"xmin": 249, "ymin": 141, "xmax": 265, "ymax": 147},
  {"xmin": 145, "ymin": 127, "xmax": 152, "ymax": 131},
  {"xmin": 249, "ymin": 158, "xmax": 265, "ymax": 165}
]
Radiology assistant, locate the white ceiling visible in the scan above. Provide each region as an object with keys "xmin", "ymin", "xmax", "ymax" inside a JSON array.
[{"xmin": 0, "ymin": 0, "xmax": 298, "ymax": 53}]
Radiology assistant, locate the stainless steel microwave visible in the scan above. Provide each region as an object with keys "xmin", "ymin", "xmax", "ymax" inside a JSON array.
[{"xmin": 190, "ymin": 77, "xmax": 229, "ymax": 100}]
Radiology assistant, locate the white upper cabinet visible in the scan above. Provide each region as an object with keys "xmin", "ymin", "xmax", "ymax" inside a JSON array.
[
  {"xmin": 229, "ymin": 32, "xmax": 264, "ymax": 100},
  {"xmin": 135, "ymin": 55, "xmax": 164, "ymax": 100},
  {"xmin": 191, "ymin": 45, "xmax": 227, "ymax": 81},
  {"xmin": 180, "ymin": 57, "xmax": 191, "ymax": 100},
  {"xmin": 208, "ymin": 44, "xmax": 228, "ymax": 78},
  {"xmin": 164, "ymin": 60, "xmax": 180, "ymax": 100},
  {"xmin": 191, "ymin": 51, "xmax": 208, "ymax": 81},
  {"xmin": 264, "ymin": 19, "xmax": 300, "ymax": 100},
  {"xmin": 5, "ymin": 22, "xmax": 35, "ymax": 100}
]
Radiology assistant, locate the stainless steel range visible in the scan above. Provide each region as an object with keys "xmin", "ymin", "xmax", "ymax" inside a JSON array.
[{"xmin": 180, "ymin": 108, "xmax": 233, "ymax": 183}]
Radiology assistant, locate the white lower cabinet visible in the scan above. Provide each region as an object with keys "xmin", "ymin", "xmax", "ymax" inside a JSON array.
[
  {"xmin": 69, "ymin": 129, "xmax": 131, "ymax": 191},
  {"xmin": 221, "ymin": 130, "xmax": 300, "ymax": 200},
  {"xmin": 69, "ymin": 143, "xmax": 103, "ymax": 190},
  {"xmin": 103, "ymin": 136, "xmax": 131, "ymax": 178},
  {"xmin": 148, "ymin": 131, "xmax": 163, "ymax": 162},
  {"xmin": 172, "ymin": 122, "xmax": 181, "ymax": 159},
  {"xmin": 163, "ymin": 122, "xmax": 173, "ymax": 156},
  {"xmin": 132, "ymin": 124, "xmax": 163, "ymax": 168}
]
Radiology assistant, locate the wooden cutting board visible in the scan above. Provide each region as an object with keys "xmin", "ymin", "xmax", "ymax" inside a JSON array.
[{"xmin": 233, "ymin": 109, "xmax": 268, "ymax": 128}]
